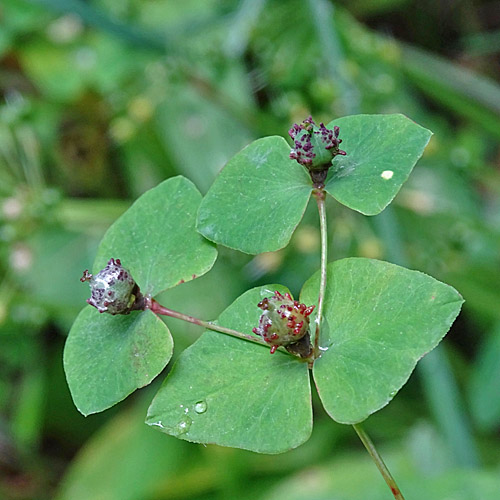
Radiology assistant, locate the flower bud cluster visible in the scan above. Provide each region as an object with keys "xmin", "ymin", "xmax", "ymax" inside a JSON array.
[{"xmin": 289, "ymin": 117, "xmax": 346, "ymax": 179}]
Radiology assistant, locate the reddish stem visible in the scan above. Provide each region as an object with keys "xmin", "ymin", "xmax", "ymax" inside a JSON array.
[{"xmin": 148, "ymin": 299, "xmax": 268, "ymax": 347}]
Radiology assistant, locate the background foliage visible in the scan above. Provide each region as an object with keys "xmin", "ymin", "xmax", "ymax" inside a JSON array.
[{"xmin": 1, "ymin": 0, "xmax": 500, "ymax": 498}]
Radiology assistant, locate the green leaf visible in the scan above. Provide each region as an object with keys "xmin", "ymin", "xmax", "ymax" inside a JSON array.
[
  {"xmin": 197, "ymin": 136, "xmax": 312, "ymax": 254},
  {"xmin": 146, "ymin": 285, "xmax": 312, "ymax": 454},
  {"xmin": 325, "ymin": 114, "xmax": 432, "ymax": 215},
  {"xmin": 300, "ymin": 258, "xmax": 463, "ymax": 424},
  {"xmin": 64, "ymin": 307, "xmax": 173, "ymax": 416},
  {"xmin": 95, "ymin": 176, "xmax": 217, "ymax": 296}
]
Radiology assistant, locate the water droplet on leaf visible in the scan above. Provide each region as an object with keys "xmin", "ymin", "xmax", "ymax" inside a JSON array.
[
  {"xmin": 194, "ymin": 401, "xmax": 207, "ymax": 414},
  {"xmin": 149, "ymin": 420, "xmax": 165, "ymax": 429},
  {"xmin": 174, "ymin": 416, "xmax": 192, "ymax": 436}
]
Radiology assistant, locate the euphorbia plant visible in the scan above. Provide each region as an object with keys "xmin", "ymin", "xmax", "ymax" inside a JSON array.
[{"xmin": 65, "ymin": 114, "xmax": 463, "ymax": 500}]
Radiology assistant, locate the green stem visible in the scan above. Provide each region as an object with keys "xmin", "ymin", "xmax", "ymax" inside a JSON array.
[
  {"xmin": 149, "ymin": 299, "xmax": 269, "ymax": 348},
  {"xmin": 313, "ymin": 188, "xmax": 328, "ymax": 358},
  {"xmin": 312, "ymin": 192, "xmax": 404, "ymax": 498},
  {"xmin": 353, "ymin": 423, "xmax": 405, "ymax": 500}
]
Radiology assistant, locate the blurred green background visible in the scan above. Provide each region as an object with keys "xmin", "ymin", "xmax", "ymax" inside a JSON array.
[{"xmin": 1, "ymin": 0, "xmax": 500, "ymax": 498}]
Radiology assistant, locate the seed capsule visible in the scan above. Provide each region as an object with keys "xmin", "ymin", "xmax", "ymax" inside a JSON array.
[
  {"xmin": 252, "ymin": 290, "xmax": 315, "ymax": 356},
  {"xmin": 81, "ymin": 258, "xmax": 138, "ymax": 315}
]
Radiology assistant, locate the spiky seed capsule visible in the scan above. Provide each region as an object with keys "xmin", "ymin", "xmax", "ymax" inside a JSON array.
[
  {"xmin": 252, "ymin": 291, "xmax": 315, "ymax": 355},
  {"xmin": 289, "ymin": 117, "xmax": 346, "ymax": 180},
  {"xmin": 81, "ymin": 258, "xmax": 138, "ymax": 315}
]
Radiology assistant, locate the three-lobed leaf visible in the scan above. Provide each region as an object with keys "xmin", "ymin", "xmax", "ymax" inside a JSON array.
[
  {"xmin": 146, "ymin": 285, "xmax": 312, "ymax": 454},
  {"xmin": 95, "ymin": 175, "xmax": 217, "ymax": 296},
  {"xmin": 196, "ymin": 115, "xmax": 432, "ymax": 255},
  {"xmin": 64, "ymin": 307, "xmax": 173, "ymax": 416},
  {"xmin": 196, "ymin": 136, "xmax": 312, "ymax": 254},
  {"xmin": 325, "ymin": 114, "xmax": 432, "ymax": 215},
  {"xmin": 300, "ymin": 258, "xmax": 463, "ymax": 424},
  {"xmin": 65, "ymin": 175, "xmax": 216, "ymax": 415}
]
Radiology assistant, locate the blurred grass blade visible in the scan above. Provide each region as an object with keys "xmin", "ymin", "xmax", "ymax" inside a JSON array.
[
  {"xmin": 56, "ymin": 401, "xmax": 191, "ymax": 500},
  {"xmin": 400, "ymin": 45, "xmax": 500, "ymax": 138},
  {"xmin": 462, "ymin": 30, "xmax": 500, "ymax": 56},
  {"xmin": 401, "ymin": 44, "xmax": 500, "ymax": 114},
  {"xmin": 11, "ymin": 361, "xmax": 46, "ymax": 449},
  {"xmin": 468, "ymin": 322, "xmax": 500, "ymax": 431},
  {"xmin": 419, "ymin": 347, "xmax": 479, "ymax": 467},
  {"xmin": 27, "ymin": 0, "xmax": 167, "ymax": 52},
  {"xmin": 225, "ymin": 0, "xmax": 267, "ymax": 57},
  {"xmin": 307, "ymin": 0, "xmax": 360, "ymax": 115}
]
